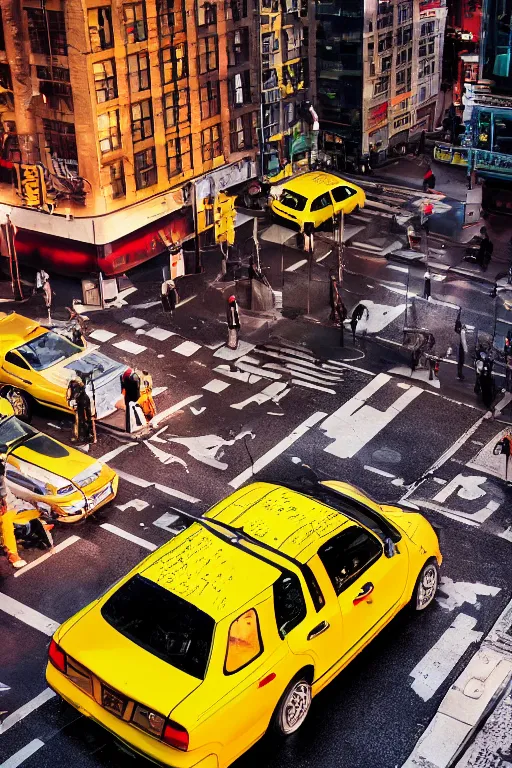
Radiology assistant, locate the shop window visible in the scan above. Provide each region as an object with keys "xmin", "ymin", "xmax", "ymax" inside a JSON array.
[
  {"xmin": 93, "ymin": 60, "xmax": 118, "ymax": 103},
  {"xmin": 198, "ymin": 35, "xmax": 218, "ymax": 74},
  {"xmin": 227, "ymin": 28, "xmax": 250, "ymax": 67},
  {"xmin": 123, "ymin": 3, "xmax": 147, "ymax": 44},
  {"xmin": 163, "ymin": 88, "xmax": 190, "ymax": 128},
  {"xmin": 109, "ymin": 160, "xmax": 126, "ymax": 198},
  {"xmin": 26, "ymin": 9, "xmax": 67, "ymax": 56},
  {"xmin": 128, "ymin": 52, "xmax": 150, "ymax": 93},
  {"xmin": 197, "ymin": 0, "xmax": 217, "ymax": 26},
  {"xmin": 97, "ymin": 110, "xmax": 121, "ymax": 154},
  {"xmin": 88, "ymin": 8, "xmax": 114, "ymax": 52},
  {"xmin": 131, "ymin": 100, "xmax": 153, "ymax": 143},
  {"xmin": 157, "ymin": 0, "xmax": 184, "ymax": 35},
  {"xmin": 225, "ymin": 609, "xmax": 262, "ymax": 674},
  {"xmin": 226, "ymin": 0, "xmax": 248, "ymax": 20},
  {"xmin": 201, "ymin": 123, "xmax": 222, "ymax": 161},
  {"xmin": 161, "ymin": 44, "xmax": 188, "ymax": 84},
  {"xmin": 228, "ymin": 70, "xmax": 251, "ymax": 106},
  {"xmin": 134, "ymin": 147, "xmax": 157, "ymax": 189},
  {"xmin": 200, "ymin": 80, "xmax": 220, "ymax": 119}
]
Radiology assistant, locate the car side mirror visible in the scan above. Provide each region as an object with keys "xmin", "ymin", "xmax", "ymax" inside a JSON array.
[{"xmin": 384, "ymin": 537, "xmax": 396, "ymax": 558}]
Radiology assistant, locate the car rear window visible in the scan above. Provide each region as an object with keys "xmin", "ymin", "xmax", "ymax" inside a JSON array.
[
  {"xmin": 279, "ymin": 189, "xmax": 307, "ymax": 211},
  {"xmin": 101, "ymin": 574, "xmax": 215, "ymax": 680}
]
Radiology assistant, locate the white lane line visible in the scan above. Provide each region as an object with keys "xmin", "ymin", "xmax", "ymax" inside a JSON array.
[
  {"xmin": 364, "ymin": 465, "xmax": 395, "ymax": 478},
  {"xmin": 100, "ymin": 523, "xmax": 157, "ymax": 551},
  {"xmin": 0, "ymin": 681, "xmax": 10, "ymax": 692},
  {"xmin": 0, "ymin": 593, "xmax": 59, "ymax": 636},
  {"xmin": 413, "ymin": 500, "xmax": 480, "ymax": 526},
  {"xmin": 14, "ymin": 536, "xmax": 80, "ymax": 578},
  {"xmin": 386, "ymin": 264, "xmax": 409, "ymax": 273},
  {"xmin": 229, "ymin": 412, "xmax": 327, "ymax": 489},
  {"xmin": 285, "ymin": 259, "xmax": 308, "ymax": 272},
  {"xmin": 316, "ymin": 250, "xmax": 332, "ymax": 263},
  {"xmin": 113, "ymin": 339, "xmax": 147, "ymax": 355},
  {"xmin": 115, "ymin": 469, "xmax": 199, "ymax": 503},
  {"xmin": 329, "ymin": 360, "xmax": 374, "ymax": 376},
  {"xmin": 175, "ymin": 294, "xmax": 197, "ymax": 308},
  {"xmin": 0, "ymin": 690, "xmax": 56, "ymax": 735},
  {"xmin": 97, "ymin": 443, "xmax": 136, "ymax": 464},
  {"xmin": 409, "ymin": 613, "xmax": 483, "ymax": 701},
  {"xmin": 291, "ymin": 379, "xmax": 336, "ymax": 394},
  {"xmin": 150, "ymin": 395, "xmax": 203, "ymax": 427},
  {"xmin": 1, "ymin": 740, "xmax": 45, "ymax": 767}
]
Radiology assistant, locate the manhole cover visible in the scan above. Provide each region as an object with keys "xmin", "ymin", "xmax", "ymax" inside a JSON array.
[{"xmin": 372, "ymin": 448, "xmax": 402, "ymax": 464}]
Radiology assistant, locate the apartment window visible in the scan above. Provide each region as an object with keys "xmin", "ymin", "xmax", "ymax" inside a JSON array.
[
  {"xmin": 198, "ymin": 36, "xmax": 218, "ymax": 74},
  {"xmin": 419, "ymin": 38, "xmax": 435, "ymax": 58},
  {"xmin": 123, "ymin": 3, "xmax": 147, "ymax": 43},
  {"xmin": 227, "ymin": 28, "xmax": 250, "ymax": 67},
  {"xmin": 419, "ymin": 86, "xmax": 427, "ymax": 102},
  {"xmin": 382, "ymin": 56, "xmax": 392, "ymax": 72},
  {"xmin": 36, "ymin": 66, "xmax": 73, "ymax": 111},
  {"xmin": 163, "ymin": 88, "xmax": 190, "ymax": 128},
  {"xmin": 93, "ymin": 60, "xmax": 117, "ymax": 104},
  {"xmin": 109, "ymin": 160, "xmax": 126, "ymax": 198},
  {"xmin": 377, "ymin": 13, "xmax": 393, "ymax": 29},
  {"xmin": 394, "ymin": 114, "xmax": 410, "ymax": 129},
  {"xmin": 397, "ymin": 2, "xmax": 412, "ymax": 22},
  {"xmin": 88, "ymin": 8, "xmax": 114, "ymax": 52},
  {"xmin": 228, "ymin": 70, "xmax": 251, "ymax": 105},
  {"xmin": 284, "ymin": 27, "xmax": 301, "ymax": 60},
  {"xmin": 197, "ymin": 0, "xmax": 217, "ymax": 26},
  {"xmin": 128, "ymin": 52, "xmax": 150, "ymax": 93},
  {"xmin": 373, "ymin": 76, "xmax": 389, "ymax": 96},
  {"xmin": 396, "ymin": 25, "xmax": 412, "ymax": 46},
  {"xmin": 134, "ymin": 147, "xmax": 157, "ymax": 189},
  {"xmin": 230, "ymin": 118, "xmax": 244, "ymax": 153},
  {"xmin": 284, "ymin": 101, "xmax": 295, "ymax": 129},
  {"xmin": 161, "ymin": 44, "xmax": 187, "ymax": 83},
  {"xmin": 97, "ymin": 110, "xmax": 121, "ymax": 154},
  {"xmin": 43, "ymin": 120, "xmax": 78, "ymax": 162},
  {"xmin": 201, "ymin": 124, "xmax": 222, "ymax": 161},
  {"xmin": 157, "ymin": 0, "xmax": 184, "ymax": 35},
  {"xmin": 396, "ymin": 69, "xmax": 406, "ymax": 86},
  {"xmin": 226, "ymin": 0, "xmax": 248, "ymax": 20},
  {"xmin": 420, "ymin": 21, "xmax": 435, "ymax": 37},
  {"xmin": 131, "ymin": 99, "xmax": 153, "ymax": 142},
  {"xmin": 378, "ymin": 33, "xmax": 393, "ymax": 52},
  {"xmin": 396, "ymin": 48, "xmax": 411, "ymax": 66},
  {"xmin": 418, "ymin": 58, "xmax": 435, "ymax": 79},
  {"xmin": 200, "ymin": 80, "xmax": 220, "ymax": 119},
  {"xmin": 26, "ymin": 9, "xmax": 67, "ymax": 56},
  {"xmin": 166, "ymin": 135, "xmax": 192, "ymax": 177}
]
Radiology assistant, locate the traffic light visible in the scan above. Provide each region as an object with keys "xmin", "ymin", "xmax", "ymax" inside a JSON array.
[{"xmin": 214, "ymin": 192, "xmax": 236, "ymax": 246}]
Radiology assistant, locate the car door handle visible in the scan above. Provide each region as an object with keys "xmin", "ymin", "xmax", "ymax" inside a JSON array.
[
  {"xmin": 353, "ymin": 582, "xmax": 374, "ymax": 606},
  {"xmin": 307, "ymin": 621, "xmax": 330, "ymax": 641}
]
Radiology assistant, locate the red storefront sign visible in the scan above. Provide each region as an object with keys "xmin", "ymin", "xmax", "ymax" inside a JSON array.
[
  {"xmin": 419, "ymin": 0, "xmax": 441, "ymax": 9},
  {"xmin": 368, "ymin": 102, "xmax": 389, "ymax": 130}
]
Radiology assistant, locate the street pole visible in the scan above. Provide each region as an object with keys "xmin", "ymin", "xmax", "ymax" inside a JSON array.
[
  {"xmin": 338, "ymin": 210, "xmax": 344, "ymax": 285},
  {"xmin": 3, "ymin": 215, "xmax": 23, "ymax": 301}
]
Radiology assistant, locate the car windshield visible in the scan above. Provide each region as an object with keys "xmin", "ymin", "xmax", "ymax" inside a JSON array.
[
  {"xmin": 64, "ymin": 352, "xmax": 122, "ymax": 381},
  {"xmin": 279, "ymin": 189, "xmax": 308, "ymax": 211},
  {"xmin": 101, "ymin": 574, "xmax": 215, "ymax": 680},
  {"xmin": 16, "ymin": 332, "xmax": 79, "ymax": 371},
  {"xmin": 0, "ymin": 416, "xmax": 36, "ymax": 446}
]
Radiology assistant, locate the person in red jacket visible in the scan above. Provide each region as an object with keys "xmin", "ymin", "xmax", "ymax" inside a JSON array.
[{"xmin": 423, "ymin": 167, "xmax": 436, "ymax": 192}]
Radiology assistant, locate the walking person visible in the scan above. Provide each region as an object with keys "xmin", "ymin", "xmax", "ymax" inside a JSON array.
[
  {"xmin": 303, "ymin": 221, "xmax": 314, "ymax": 254},
  {"xmin": 350, "ymin": 303, "xmax": 369, "ymax": 344},
  {"xmin": 41, "ymin": 270, "xmax": 52, "ymax": 322},
  {"xmin": 457, "ymin": 323, "xmax": 468, "ymax": 380},
  {"xmin": 137, "ymin": 368, "xmax": 156, "ymax": 422},
  {"xmin": 422, "ymin": 167, "xmax": 436, "ymax": 192},
  {"xmin": 161, "ymin": 278, "xmax": 178, "ymax": 315},
  {"xmin": 121, "ymin": 368, "xmax": 143, "ymax": 433},
  {"xmin": 66, "ymin": 376, "xmax": 96, "ymax": 444},
  {"xmin": 423, "ymin": 269, "xmax": 431, "ymax": 300},
  {"xmin": 226, "ymin": 294, "xmax": 240, "ymax": 350}
]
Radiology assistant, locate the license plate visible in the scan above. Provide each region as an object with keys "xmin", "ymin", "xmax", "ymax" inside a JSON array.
[
  {"xmin": 102, "ymin": 686, "xmax": 126, "ymax": 716},
  {"xmin": 89, "ymin": 484, "xmax": 112, "ymax": 510}
]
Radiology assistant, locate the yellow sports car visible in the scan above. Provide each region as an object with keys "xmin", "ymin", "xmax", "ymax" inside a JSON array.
[
  {"xmin": 0, "ymin": 398, "xmax": 118, "ymax": 522},
  {"xmin": 271, "ymin": 171, "xmax": 366, "ymax": 230},
  {"xmin": 47, "ymin": 481, "xmax": 441, "ymax": 767},
  {"xmin": 0, "ymin": 311, "xmax": 127, "ymax": 421}
]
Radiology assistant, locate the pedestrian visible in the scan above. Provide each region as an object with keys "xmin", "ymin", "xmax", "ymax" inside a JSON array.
[
  {"xmin": 41, "ymin": 271, "xmax": 52, "ymax": 322},
  {"xmin": 0, "ymin": 446, "xmax": 27, "ymax": 569},
  {"xmin": 423, "ymin": 269, "xmax": 431, "ymax": 300},
  {"xmin": 350, "ymin": 303, "xmax": 369, "ymax": 344},
  {"xmin": 71, "ymin": 323, "xmax": 86, "ymax": 348},
  {"xmin": 161, "ymin": 278, "xmax": 178, "ymax": 315},
  {"xmin": 420, "ymin": 201, "xmax": 433, "ymax": 234},
  {"xmin": 457, "ymin": 324, "xmax": 468, "ymax": 380},
  {"xmin": 493, "ymin": 433, "xmax": 512, "ymax": 482},
  {"xmin": 303, "ymin": 221, "xmax": 314, "ymax": 253},
  {"xmin": 120, "ymin": 368, "xmax": 143, "ymax": 433},
  {"xmin": 137, "ymin": 368, "xmax": 156, "ymax": 422},
  {"xmin": 66, "ymin": 376, "xmax": 96, "ymax": 444},
  {"xmin": 422, "ymin": 167, "xmax": 436, "ymax": 192},
  {"xmin": 226, "ymin": 294, "xmax": 240, "ymax": 349}
]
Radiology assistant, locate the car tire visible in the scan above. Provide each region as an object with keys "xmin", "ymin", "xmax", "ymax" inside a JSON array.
[
  {"xmin": 411, "ymin": 559, "xmax": 439, "ymax": 611},
  {"xmin": 3, "ymin": 388, "xmax": 32, "ymax": 423},
  {"xmin": 271, "ymin": 676, "xmax": 312, "ymax": 736}
]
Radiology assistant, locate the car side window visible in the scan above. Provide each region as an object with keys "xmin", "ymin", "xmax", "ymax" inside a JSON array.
[
  {"xmin": 5, "ymin": 350, "xmax": 30, "ymax": 370},
  {"xmin": 273, "ymin": 572, "xmax": 307, "ymax": 639},
  {"xmin": 318, "ymin": 527, "xmax": 382, "ymax": 596},
  {"xmin": 311, "ymin": 193, "xmax": 332, "ymax": 211},
  {"xmin": 225, "ymin": 608, "xmax": 263, "ymax": 674},
  {"xmin": 331, "ymin": 186, "xmax": 349, "ymax": 203}
]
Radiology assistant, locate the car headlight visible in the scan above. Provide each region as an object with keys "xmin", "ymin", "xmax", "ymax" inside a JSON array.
[
  {"xmin": 132, "ymin": 705, "xmax": 166, "ymax": 738},
  {"xmin": 57, "ymin": 484, "xmax": 75, "ymax": 496},
  {"xmin": 59, "ymin": 499, "xmax": 87, "ymax": 515}
]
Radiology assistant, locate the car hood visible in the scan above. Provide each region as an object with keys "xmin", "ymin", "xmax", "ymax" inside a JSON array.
[
  {"xmin": 43, "ymin": 351, "xmax": 126, "ymax": 388},
  {"xmin": 58, "ymin": 604, "xmax": 202, "ymax": 716},
  {"xmin": 11, "ymin": 434, "xmax": 100, "ymax": 482}
]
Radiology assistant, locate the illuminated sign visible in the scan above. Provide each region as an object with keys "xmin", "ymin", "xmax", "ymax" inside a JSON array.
[{"xmin": 13, "ymin": 163, "xmax": 48, "ymax": 209}]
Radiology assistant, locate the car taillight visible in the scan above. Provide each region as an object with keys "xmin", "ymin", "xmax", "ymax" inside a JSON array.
[
  {"xmin": 162, "ymin": 720, "xmax": 189, "ymax": 751},
  {"xmin": 48, "ymin": 639, "xmax": 66, "ymax": 673}
]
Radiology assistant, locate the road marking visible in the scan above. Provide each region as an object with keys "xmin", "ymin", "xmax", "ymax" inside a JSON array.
[
  {"xmin": 412, "ymin": 499, "xmax": 481, "ymax": 526},
  {"xmin": 89, "ymin": 329, "xmax": 117, "ymax": 342},
  {"xmin": 203, "ymin": 379, "xmax": 231, "ymax": 393},
  {"xmin": 285, "ymin": 259, "xmax": 308, "ymax": 272},
  {"xmin": 316, "ymin": 250, "xmax": 332, "ymax": 263},
  {"xmin": 0, "ymin": 593, "xmax": 59, "ymax": 636},
  {"xmin": 437, "ymin": 577, "xmax": 501, "ymax": 611},
  {"xmin": 144, "ymin": 327, "xmax": 176, "ymax": 341},
  {"xmin": 1, "ymin": 740, "xmax": 45, "ymax": 767},
  {"xmin": 329, "ymin": 361, "xmax": 374, "ymax": 376},
  {"xmin": 320, "ymin": 373, "xmax": 422, "ymax": 459},
  {"xmin": 113, "ymin": 339, "xmax": 147, "ymax": 355},
  {"xmin": 291, "ymin": 379, "xmax": 336, "ymax": 394},
  {"xmin": 0, "ymin": 689, "xmax": 56, "ymax": 735},
  {"xmin": 386, "ymin": 264, "xmax": 409, "ymax": 273},
  {"xmin": 123, "ymin": 317, "xmax": 148, "ymax": 329},
  {"xmin": 172, "ymin": 341, "xmax": 202, "ymax": 357},
  {"xmin": 433, "ymin": 473, "xmax": 487, "ymax": 503},
  {"xmin": 229, "ymin": 412, "xmax": 327, "ymax": 489},
  {"xmin": 115, "ymin": 469, "xmax": 199, "ymax": 502},
  {"xmin": 364, "ymin": 465, "xmax": 395, "ymax": 478},
  {"xmin": 100, "ymin": 523, "xmax": 157, "ymax": 551},
  {"xmin": 0, "ymin": 682, "xmax": 10, "ymax": 692},
  {"xmin": 150, "ymin": 395, "xmax": 203, "ymax": 427},
  {"xmin": 116, "ymin": 499, "xmax": 149, "ymax": 512},
  {"xmin": 153, "ymin": 511, "xmax": 184, "ymax": 534},
  {"xmin": 97, "ymin": 443, "xmax": 136, "ymax": 464},
  {"xmin": 175, "ymin": 294, "xmax": 197, "ymax": 308},
  {"xmin": 409, "ymin": 613, "xmax": 483, "ymax": 701},
  {"xmin": 14, "ymin": 536, "xmax": 80, "ymax": 578}
]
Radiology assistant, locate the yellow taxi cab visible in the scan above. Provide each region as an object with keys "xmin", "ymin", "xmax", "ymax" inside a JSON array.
[
  {"xmin": 0, "ymin": 311, "xmax": 127, "ymax": 422},
  {"xmin": 0, "ymin": 397, "xmax": 118, "ymax": 522},
  {"xmin": 46, "ymin": 480, "xmax": 441, "ymax": 768},
  {"xmin": 270, "ymin": 171, "xmax": 366, "ymax": 230}
]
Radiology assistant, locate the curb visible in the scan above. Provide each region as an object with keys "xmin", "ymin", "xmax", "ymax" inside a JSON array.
[{"xmin": 402, "ymin": 597, "xmax": 512, "ymax": 768}]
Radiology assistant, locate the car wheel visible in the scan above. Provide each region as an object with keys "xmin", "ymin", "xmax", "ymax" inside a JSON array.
[
  {"xmin": 4, "ymin": 388, "xmax": 32, "ymax": 423},
  {"xmin": 412, "ymin": 559, "xmax": 439, "ymax": 611},
  {"xmin": 272, "ymin": 676, "xmax": 312, "ymax": 736}
]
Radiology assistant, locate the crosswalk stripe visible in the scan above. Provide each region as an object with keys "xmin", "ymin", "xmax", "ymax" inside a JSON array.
[
  {"xmin": 0, "ymin": 690, "xmax": 56, "ymax": 735},
  {"xmin": 1, "ymin": 739, "xmax": 45, "ymax": 768},
  {"xmin": 262, "ymin": 362, "xmax": 342, "ymax": 384},
  {"xmin": 291, "ymin": 379, "xmax": 336, "ymax": 394},
  {"xmin": 0, "ymin": 593, "xmax": 59, "ymax": 636}
]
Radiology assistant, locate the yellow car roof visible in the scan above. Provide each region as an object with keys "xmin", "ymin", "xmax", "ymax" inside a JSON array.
[
  {"xmin": 282, "ymin": 172, "xmax": 358, "ymax": 195},
  {"xmin": 0, "ymin": 312, "xmax": 46, "ymax": 352}
]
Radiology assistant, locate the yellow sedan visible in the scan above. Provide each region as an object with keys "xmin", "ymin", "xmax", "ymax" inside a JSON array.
[
  {"xmin": 271, "ymin": 171, "xmax": 366, "ymax": 230},
  {"xmin": 0, "ymin": 398, "xmax": 118, "ymax": 522},
  {"xmin": 47, "ymin": 481, "xmax": 441, "ymax": 767}
]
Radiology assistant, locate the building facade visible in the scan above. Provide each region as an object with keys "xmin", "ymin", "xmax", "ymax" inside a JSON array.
[{"xmin": 316, "ymin": 0, "xmax": 447, "ymax": 169}]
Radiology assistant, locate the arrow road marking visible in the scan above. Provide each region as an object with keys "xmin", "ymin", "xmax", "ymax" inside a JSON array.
[{"xmin": 433, "ymin": 473, "xmax": 487, "ymax": 503}]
